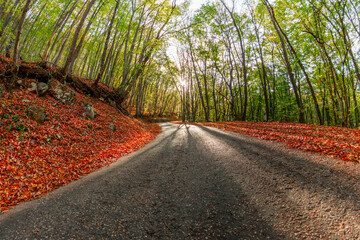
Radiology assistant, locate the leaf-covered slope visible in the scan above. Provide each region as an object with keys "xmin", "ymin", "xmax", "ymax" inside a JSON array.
[{"xmin": 0, "ymin": 67, "xmax": 161, "ymax": 213}]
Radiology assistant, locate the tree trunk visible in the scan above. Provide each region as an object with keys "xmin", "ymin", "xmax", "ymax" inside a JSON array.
[
  {"xmin": 273, "ymin": 9, "xmax": 323, "ymax": 124},
  {"xmin": 94, "ymin": 0, "xmax": 120, "ymax": 88},
  {"xmin": 61, "ymin": 0, "xmax": 96, "ymax": 79},
  {"xmin": 263, "ymin": 0, "xmax": 305, "ymax": 123},
  {"xmin": 0, "ymin": 0, "xmax": 21, "ymax": 39},
  {"xmin": 10, "ymin": 0, "xmax": 32, "ymax": 89},
  {"xmin": 220, "ymin": 0, "xmax": 248, "ymax": 121},
  {"xmin": 42, "ymin": 0, "xmax": 79, "ymax": 62},
  {"xmin": 19, "ymin": 0, "xmax": 48, "ymax": 57}
]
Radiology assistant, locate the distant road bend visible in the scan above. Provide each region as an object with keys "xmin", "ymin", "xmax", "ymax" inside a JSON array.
[{"xmin": 1, "ymin": 123, "xmax": 360, "ymax": 239}]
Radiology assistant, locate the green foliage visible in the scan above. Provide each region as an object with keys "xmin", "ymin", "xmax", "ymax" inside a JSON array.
[
  {"xmin": 1, "ymin": 0, "xmax": 360, "ymax": 127},
  {"xmin": 171, "ymin": 0, "xmax": 360, "ymax": 127}
]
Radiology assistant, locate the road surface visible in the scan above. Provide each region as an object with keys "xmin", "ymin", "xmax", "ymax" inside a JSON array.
[{"xmin": 1, "ymin": 123, "xmax": 360, "ymax": 239}]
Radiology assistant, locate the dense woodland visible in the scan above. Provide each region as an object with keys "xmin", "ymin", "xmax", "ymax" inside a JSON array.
[{"xmin": 1, "ymin": 0, "xmax": 360, "ymax": 127}]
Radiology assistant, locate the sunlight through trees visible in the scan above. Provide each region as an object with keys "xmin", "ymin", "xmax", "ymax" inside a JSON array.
[{"xmin": 1, "ymin": 0, "xmax": 359, "ymax": 127}]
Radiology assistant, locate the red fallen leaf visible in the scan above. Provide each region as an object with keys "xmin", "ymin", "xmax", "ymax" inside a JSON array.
[
  {"xmin": 0, "ymin": 87, "xmax": 161, "ymax": 213},
  {"xmin": 196, "ymin": 121, "xmax": 360, "ymax": 163}
]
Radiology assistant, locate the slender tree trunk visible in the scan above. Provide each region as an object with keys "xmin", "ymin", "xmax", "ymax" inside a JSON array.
[
  {"xmin": 197, "ymin": 59, "xmax": 211, "ymax": 122},
  {"xmin": 220, "ymin": 0, "xmax": 248, "ymax": 121},
  {"xmin": 94, "ymin": 0, "xmax": 120, "ymax": 88},
  {"xmin": 49, "ymin": 2, "xmax": 84, "ymax": 61},
  {"xmin": 9, "ymin": 0, "xmax": 32, "ymax": 90},
  {"xmin": 249, "ymin": 8, "xmax": 270, "ymax": 121},
  {"xmin": 0, "ymin": 0, "xmax": 20, "ymax": 39},
  {"xmin": 273, "ymin": 11, "xmax": 323, "ymax": 124},
  {"xmin": 70, "ymin": 2, "xmax": 103, "ymax": 73},
  {"xmin": 42, "ymin": 0, "xmax": 79, "ymax": 62},
  {"xmin": 61, "ymin": 0, "xmax": 96, "ymax": 79},
  {"xmin": 189, "ymin": 45, "xmax": 208, "ymax": 122},
  {"xmin": 19, "ymin": 0, "xmax": 48, "ymax": 57},
  {"xmin": 263, "ymin": 0, "xmax": 305, "ymax": 123}
]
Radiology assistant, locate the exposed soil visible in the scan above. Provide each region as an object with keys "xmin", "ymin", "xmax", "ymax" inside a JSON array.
[{"xmin": 1, "ymin": 123, "xmax": 359, "ymax": 239}]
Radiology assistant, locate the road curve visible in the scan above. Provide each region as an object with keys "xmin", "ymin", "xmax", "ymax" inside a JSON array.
[{"xmin": 1, "ymin": 123, "xmax": 360, "ymax": 239}]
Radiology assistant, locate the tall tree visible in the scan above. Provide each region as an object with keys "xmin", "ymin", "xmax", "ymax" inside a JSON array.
[
  {"xmin": 61, "ymin": 0, "xmax": 96, "ymax": 79},
  {"xmin": 10, "ymin": 0, "xmax": 32, "ymax": 89},
  {"xmin": 94, "ymin": 0, "xmax": 121, "ymax": 88}
]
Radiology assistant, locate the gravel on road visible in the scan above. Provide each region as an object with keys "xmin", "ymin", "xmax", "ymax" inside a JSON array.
[{"xmin": 1, "ymin": 123, "xmax": 360, "ymax": 239}]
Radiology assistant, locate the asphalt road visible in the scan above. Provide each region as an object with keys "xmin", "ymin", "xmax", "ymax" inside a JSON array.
[{"xmin": 1, "ymin": 123, "xmax": 360, "ymax": 239}]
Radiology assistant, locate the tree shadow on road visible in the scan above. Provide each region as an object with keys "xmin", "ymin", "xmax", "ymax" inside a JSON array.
[
  {"xmin": 0, "ymin": 123, "xmax": 283, "ymax": 239},
  {"xmin": 195, "ymin": 124, "xmax": 360, "ymax": 238}
]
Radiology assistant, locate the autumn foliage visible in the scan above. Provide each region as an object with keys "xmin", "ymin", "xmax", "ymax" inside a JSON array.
[
  {"xmin": 196, "ymin": 121, "xmax": 360, "ymax": 163},
  {"xmin": 0, "ymin": 74, "xmax": 160, "ymax": 213}
]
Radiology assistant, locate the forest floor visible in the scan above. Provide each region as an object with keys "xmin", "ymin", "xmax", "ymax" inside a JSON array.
[
  {"xmin": 1, "ymin": 123, "xmax": 359, "ymax": 239},
  {"xmin": 0, "ymin": 57, "xmax": 161, "ymax": 213},
  {"xmin": 193, "ymin": 121, "xmax": 360, "ymax": 163}
]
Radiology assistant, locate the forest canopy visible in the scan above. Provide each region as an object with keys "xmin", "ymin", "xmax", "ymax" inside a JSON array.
[{"xmin": 1, "ymin": 0, "xmax": 360, "ymax": 127}]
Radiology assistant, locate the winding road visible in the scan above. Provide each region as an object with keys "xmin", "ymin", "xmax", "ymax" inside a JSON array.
[{"xmin": 1, "ymin": 123, "xmax": 360, "ymax": 239}]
